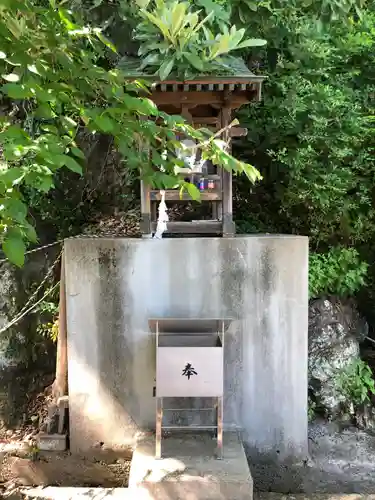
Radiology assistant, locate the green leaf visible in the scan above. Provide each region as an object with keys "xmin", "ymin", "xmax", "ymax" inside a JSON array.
[
  {"xmin": 209, "ymin": 34, "xmax": 230, "ymax": 58},
  {"xmin": 186, "ymin": 182, "xmax": 201, "ymax": 201},
  {"xmin": 60, "ymin": 116, "xmax": 77, "ymax": 134},
  {"xmin": 143, "ymin": 11, "xmax": 171, "ymax": 41},
  {"xmin": 96, "ymin": 32, "xmax": 117, "ymax": 53},
  {"xmin": 2, "ymin": 83, "xmax": 32, "ymax": 99},
  {"xmin": 94, "ymin": 114, "xmax": 115, "ymax": 133},
  {"xmin": 238, "ymin": 6, "xmax": 247, "ymax": 23},
  {"xmin": 184, "ymin": 52, "xmax": 204, "ymax": 71},
  {"xmin": 0, "ymin": 167, "xmax": 24, "ymax": 186},
  {"xmin": 1, "ymin": 197, "xmax": 28, "ymax": 222},
  {"xmin": 171, "ymin": 2, "xmax": 187, "ymax": 36},
  {"xmin": 22, "ymin": 222, "xmax": 38, "ymax": 243},
  {"xmin": 70, "ymin": 147, "xmax": 85, "ymax": 159},
  {"xmin": 40, "ymin": 124, "xmax": 59, "ymax": 134},
  {"xmin": 0, "ymin": 51, "xmax": 6, "ymax": 59},
  {"xmin": 2, "ymin": 232, "xmax": 26, "ymax": 267},
  {"xmin": 62, "ymin": 155, "xmax": 83, "ymax": 174},
  {"xmin": 139, "ymin": 52, "xmax": 161, "ymax": 69},
  {"xmin": 89, "ymin": 0, "xmax": 103, "ymax": 9},
  {"xmin": 2, "ymin": 73, "xmax": 20, "ymax": 82},
  {"xmin": 58, "ymin": 9, "xmax": 76, "ymax": 31},
  {"xmin": 158, "ymin": 57, "xmax": 175, "ymax": 80},
  {"xmin": 27, "ymin": 64, "xmax": 41, "ymax": 75},
  {"xmin": 34, "ymin": 87, "xmax": 56, "ymax": 103},
  {"xmin": 244, "ymin": 0, "xmax": 258, "ymax": 11},
  {"xmin": 35, "ymin": 104, "xmax": 55, "ymax": 119},
  {"xmin": 236, "ymin": 38, "xmax": 267, "ymax": 49},
  {"xmin": 122, "ymin": 95, "xmax": 158, "ymax": 115},
  {"xmin": 24, "ymin": 172, "xmax": 54, "ymax": 192}
]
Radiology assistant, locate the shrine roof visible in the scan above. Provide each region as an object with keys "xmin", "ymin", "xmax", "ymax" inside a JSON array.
[{"xmin": 118, "ymin": 56, "xmax": 265, "ymax": 92}]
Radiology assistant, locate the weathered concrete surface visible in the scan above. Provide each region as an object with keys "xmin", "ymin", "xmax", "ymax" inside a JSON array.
[
  {"xmin": 65, "ymin": 236, "xmax": 308, "ymax": 459},
  {"xmin": 129, "ymin": 432, "xmax": 252, "ymax": 500}
]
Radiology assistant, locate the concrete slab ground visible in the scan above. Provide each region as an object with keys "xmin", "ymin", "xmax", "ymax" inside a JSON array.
[
  {"xmin": 15, "ymin": 490, "xmax": 375, "ymax": 500},
  {"xmin": 129, "ymin": 431, "xmax": 252, "ymax": 500}
]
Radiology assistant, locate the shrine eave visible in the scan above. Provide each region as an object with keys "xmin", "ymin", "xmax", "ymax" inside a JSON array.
[{"xmin": 125, "ymin": 75, "xmax": 265, "ymax": 93}]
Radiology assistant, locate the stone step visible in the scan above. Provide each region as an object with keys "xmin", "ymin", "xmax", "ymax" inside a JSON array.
[{"xmin": 129, "ymin": 432, "xmax": 252, "ymax": 500}]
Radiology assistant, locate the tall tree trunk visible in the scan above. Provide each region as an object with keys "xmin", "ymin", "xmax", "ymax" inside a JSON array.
[{"xmin": 52, "ymin": 252, "xmax": 68, "ymax": 401}]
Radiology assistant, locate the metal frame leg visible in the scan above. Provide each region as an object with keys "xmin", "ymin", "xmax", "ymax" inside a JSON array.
[
  {"xmin": 156, "ymin": 397, "xmax": 163, "ymax": 459},
  {"xmin": 216, "ymin": 396, "xmax": 223, "ymax": 459}
]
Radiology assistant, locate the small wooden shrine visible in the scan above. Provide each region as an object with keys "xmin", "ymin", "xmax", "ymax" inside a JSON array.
[{"xmin": 141, "ymin": 75, "xmax": 265, "ymax": 237}]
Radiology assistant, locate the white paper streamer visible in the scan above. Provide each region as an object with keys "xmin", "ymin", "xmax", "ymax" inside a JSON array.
[{"xmin": 153, "ymin": 190, "xmax": 169, "ymax": 239}]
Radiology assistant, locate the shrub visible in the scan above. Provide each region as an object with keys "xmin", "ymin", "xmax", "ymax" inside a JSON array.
[
  {"xmin": 309, "ymin": 247, "xmax": 368, "ymax": 299},
  {"xmin": 335, "ymin": 358, "xmax": 375, "ymax": 407}
]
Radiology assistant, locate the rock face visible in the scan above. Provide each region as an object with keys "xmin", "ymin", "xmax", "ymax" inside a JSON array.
[
  {"xmin": 308, "ymin": 297, "xmax": 368, "ymax": 416},
  {"xmin": 0, "ymin": 251, "xmax": 58, "ymax": 429}
]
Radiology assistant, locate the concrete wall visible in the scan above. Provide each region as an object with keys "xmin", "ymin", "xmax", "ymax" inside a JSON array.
[{"xmin": 65, "ymin": 236, "xmax": 308, "ymax": 459}]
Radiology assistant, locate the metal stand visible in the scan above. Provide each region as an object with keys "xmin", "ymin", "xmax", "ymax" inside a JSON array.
[
  {"xmin": 155, "ymin": 396, "xmax": 223, "ymax": 460},
  {"xmin": 156, "ymin": 397, "xmax": 163, "ymax": 459},
  {"xmin": 152, "ymin": 318, "xmax": 228, "ymax": 461},
  {"xmin": 217, "ymin": 396, "xmax": 223, "ymax": 459}
]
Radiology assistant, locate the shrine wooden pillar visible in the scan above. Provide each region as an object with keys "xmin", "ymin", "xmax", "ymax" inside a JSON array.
[{"xmin": 220, "ymin": 104, "xmax": 234, "ymax": 237}]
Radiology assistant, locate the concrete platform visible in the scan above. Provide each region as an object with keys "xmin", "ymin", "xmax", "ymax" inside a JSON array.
[
  {"xmin": 129, "ymin": 432, "xmax": 253, "ymax": 500},
  {"xmin": 14, "ymin": 490, "xmax": 375, "ymax": 500}
]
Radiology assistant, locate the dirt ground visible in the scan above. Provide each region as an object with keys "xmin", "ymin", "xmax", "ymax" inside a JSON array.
[
  {"xmin": 0, "ymin": 447, "xmax": 131, "ymax": 497},
  {"xmin": 3, "ymin": 374, "xmax": 375, "ymax": 496},
  {"xmin": 0, "ymin": 374, "xmax": 131, "ymax": 497}
]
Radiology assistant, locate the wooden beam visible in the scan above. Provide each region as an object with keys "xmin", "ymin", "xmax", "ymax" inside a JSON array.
[
  {"xmin": 192, "ymin": 117, "xmax": 220, "ymax": 125},
  {"xmin": 150, "ymin": 190, "xmax": 222, "ymax": 201},
  {"xmin": 151, "ymin": 90, "xmax": 255, "ymax": 109},
  {"xmin": 138, "ymin": 115, "xmax": 152, "ymax": 235},
  {"xmin": 228, "ymin": 127, "xmax": 248, "ymax": 138},
  {"xmin": 181, "ymin": 105, "xmax": 193, "ymax": 123},
  {"xmin": 141, "ymin": 180, "xmax": 151, "ymax": 234},
  {"xmin": 151, "ymin": 220, "xmax": 223, "ymax": 234},
  {"xmin": 52, "ymin": 252, "xmax": 68, "ymax": 401}
]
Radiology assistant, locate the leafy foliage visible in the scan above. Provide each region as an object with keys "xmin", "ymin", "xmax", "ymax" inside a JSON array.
[
  {"xmin": 335, "ymin": 359, "xmax": 375, "ymax": 407},
  {"xmin": 231, "ymin": 0, "xmax": 375, "ymax": 309},
  {"xmin": 308, "ymin": 395, "xmax": 317, "ymax": 421},
  {"xmin": 125, "ymin": 0, "xmax": 266, "ymax": 80},
  {"xmin": 35, "ymin": 300, "xmax": 59, "ymax": 343},
  {"xmin": 309, "ymin": 248, "xmax": 368, "ymax": 299},
  {"xmin": 237, "ymin": 8, "xmax": 375, "ymax": 242},
  {"xmin": 0, "ymin": 0, "xmax": 261, "ymax": 266},
  {"xmin": 231, "ymin": 0, "xmax": 369, "ymax": 27}
]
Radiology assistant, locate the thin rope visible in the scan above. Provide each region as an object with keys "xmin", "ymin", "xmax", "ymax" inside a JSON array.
[
  {"xmin": 0, "ymin": 240, "xmax": 64, "ymax": 264},
  {"xmin": 0, "ymin": 281, "xmax": 60, "ymax": 335},
  {"xmin": 0, "ymin": 203, "xmax": 169, "ymax": 333},
  {"xmin": 0, "ymin": 251, "xmax": 62, "ymax": 335}
]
